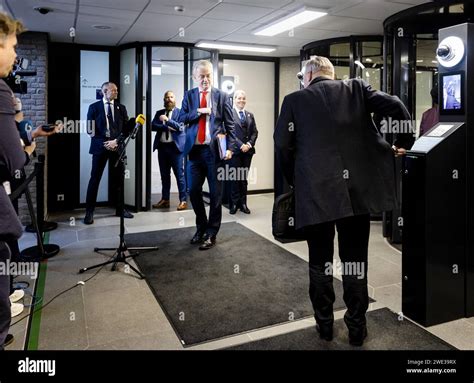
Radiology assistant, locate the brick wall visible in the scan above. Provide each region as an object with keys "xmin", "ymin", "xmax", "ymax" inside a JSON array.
[{"xmin": 16, "ymin": 32, "xmax": 48, "ymax": 225}]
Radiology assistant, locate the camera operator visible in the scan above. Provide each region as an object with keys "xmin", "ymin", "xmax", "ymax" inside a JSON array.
[
  {"xmin": 0, "ymin": 12, "xmax": 26, "ymax": 350},
  {"xmin": 0, "ymin": 12, "xmax": 61, "ymax": 349}
]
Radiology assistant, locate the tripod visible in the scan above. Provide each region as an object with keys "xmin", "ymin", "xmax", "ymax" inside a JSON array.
[{"xmin": 79, "ymin": 133, "xmax": 158, "ymax": 279}]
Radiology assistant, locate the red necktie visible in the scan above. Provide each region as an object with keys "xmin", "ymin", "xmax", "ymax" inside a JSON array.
[{"xmin": 198, "ymin": 91, "xmax": 207, "ymax": 144}]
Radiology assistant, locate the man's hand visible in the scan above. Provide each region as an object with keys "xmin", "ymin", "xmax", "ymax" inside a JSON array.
[
  {"xmin": 197, "ymin": 108, "xmax": 211, "ymax": 115},
  {"xmin": 15, "ymin": 111, "xmax": 24, "ymax": 123},
  {"xmin": 159, "ymin": 114, "xmax": 169, "ymax": 123},
  {"xmin": 14, "ymin": 97, "xmax": 22, "ymax": 113},
  {"xmin": 31, "ymin": 123, "xmax": 64, "ymax": 139},
  {"xmin": 392, "ymin": 145, "xmax": 407, "ymax": 157},
  {"xmin": 104, "ymin": 139, "xmax": 118, "ymax": 151},
  {"xmin": 24, "ymin": 141, "xmax": 37, "ymax": 156},
  {"xmin": 224, "ymin": 150, "xmax": 232, "ymax": 161},
  {"xmin": 240, "ymin": 144, "xmax": 250, "ymax": 153}
]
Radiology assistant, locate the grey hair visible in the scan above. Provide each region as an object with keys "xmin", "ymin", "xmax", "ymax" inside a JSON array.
[
  {"xmin": 304, "ymin": 56, "xmax": 335, "ymax": 79},
  {"xmin": 192, "ymin": 60, "xmax": 213, "ymax": 75},
  {"xmin": 234, "ymin": 89, "xmax": 246, "ymax": 99}
]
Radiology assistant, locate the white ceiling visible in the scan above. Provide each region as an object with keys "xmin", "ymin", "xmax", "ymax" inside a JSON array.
[{"xmin": 1, "ymin": 0, "xmax": 432, "ymax": 57}]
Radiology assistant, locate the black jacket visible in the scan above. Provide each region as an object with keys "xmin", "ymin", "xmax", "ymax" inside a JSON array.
[
  {"xmin": 274, "ymin": 77, "xmax": 414, "ymax": 230},
  {"xmin": 0, "ymin": 80, "xmax": 25, "ymax": 240},
  {"xmin": 232, "ymin": 109, "xmax": 258, "ymax": 155},
  {"xmin": 87, "ymin": 99, "xmax": 130, "ymax": 155}
]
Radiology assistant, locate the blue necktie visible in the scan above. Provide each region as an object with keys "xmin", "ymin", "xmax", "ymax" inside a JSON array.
[
  {"xmin": 239, "ymin": 110, "xmax": 245, "ymax": 123},
  {"xmin": 106, "ymin": 102, "xmax": 115, "ymax": 137}
]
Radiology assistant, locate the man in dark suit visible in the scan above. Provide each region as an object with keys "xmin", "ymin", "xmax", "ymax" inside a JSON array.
[
  {"xmin": 274, "ymin": 56, "xmax": 414, "ymax": 346},
  {"xmin": 178, "ymin": 60, "xmax": 236, "ymax": 250},
  {"xmin": 229, "ymin": 90, "xmax": 258, "ymax": 214},
  {"xmin": 84, "ymin": 81, "xmax": 133, "ymax": 224},
  {"xmin": 151, "ymin": 90, "xmax": 187, "ymax": 211}
]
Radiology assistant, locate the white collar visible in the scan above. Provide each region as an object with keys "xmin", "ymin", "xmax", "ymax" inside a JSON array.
[{"xmin": 103, "ymin": 98, "xmax": 114, "ymax": 105}]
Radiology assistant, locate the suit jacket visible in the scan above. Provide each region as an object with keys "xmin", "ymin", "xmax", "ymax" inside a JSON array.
[
  {"xmin": 151, "ymin": 108, "xmax": 185, "ymax": 152},
  {"xmin": 274, "ymin": 77, "xmax": 415, "ymax": 230},
  {"xmin": 232, "ymin": 109, "xmax": 258, "ymax": 155},
  {"xmin": 87, "ymin": 99, "xmax": 130, "ymax": 155},
  {"xmin": 178, "ymin": 87, "xmax": 237, "ymax": 158},
  {"xmin": 0, "ymin": 79, "xmax": 25, "ymax": 240}
]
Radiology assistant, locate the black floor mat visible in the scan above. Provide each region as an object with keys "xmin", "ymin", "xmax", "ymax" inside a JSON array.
[
  {"xmin": 226, "ymin": 308, "xmax": 455, "ymax": 350},
  {"xmin": 125, "ymin": 223, "xmax": 372, "ymax": 346}
]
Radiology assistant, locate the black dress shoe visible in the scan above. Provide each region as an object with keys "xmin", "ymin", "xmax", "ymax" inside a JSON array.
[
  {"xmin": 316, "ymin": 324, "xmax": 333, "ymax": 341},
  {"xmin": 199, "ymin": 236, "xmax": 216, "ymax": 251},
  {"xmin": 190, "ymin": 231, "xmax": 205, "ymax": 245},
  {"xmin": 83, "ymin": 211, "xmax": 94, "ymax": 225},
  {"xmin": 240, "ymin": 204, "xmax": 251, "ymax": 214},
  {"xmin": 349, "ymin": 327, "xmax": 367, "ymax": 346},
  {"xmin": 229, "ymin": 205, "xmax": 238, "ymax": 214},
  {"xmin": 116, "ymin": 209, "xmax": 134, "ymax": 219}
]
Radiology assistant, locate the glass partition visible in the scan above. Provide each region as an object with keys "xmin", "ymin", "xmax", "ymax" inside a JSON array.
[
  {"xmin": 120, "ymin": 48, "xmax": 136, "ymax": 207},
  {"xmin": 222, "ymin": 58, "xmax": 275, "ymax": 191},
  {"xmin": 301, "ymin": 36, "xmax": 383, "ymax": 84},
  {"xmin": 150, "ymin": 47, "xmax": 185, "ymax": 202},
  {"xmin": 330, "ymin": 43, "xmax": 350, "ymax": 80},
  {"xmin": 358, "ymin": 41, "xmax": 383, "ymax": 90},
  {"xmin": 79, "ymin": 50, "xmax": 109, "ymax": 204}
]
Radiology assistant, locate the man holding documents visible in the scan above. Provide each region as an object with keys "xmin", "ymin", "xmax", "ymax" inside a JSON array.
[
  {"xmin": 178, "ymin": 60, "xmax": 236, "ymax": 250},
  {"xmin": 151, "ymin": 91, "xmax": 187, "ymax": 211}
]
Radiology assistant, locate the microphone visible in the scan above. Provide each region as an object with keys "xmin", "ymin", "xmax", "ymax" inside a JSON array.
[{"xmin": 130, "ymin": 114, "xmax": 145, "ymax": 140}]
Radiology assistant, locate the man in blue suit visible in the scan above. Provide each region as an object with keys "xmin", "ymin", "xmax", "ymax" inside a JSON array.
[
  {"xmin": 151, "ymin": 91, "xmax": 187, "ymax": 211},
  {"xmin": 178, "ymin": 60, "xmax": 236, "ymax": 250},
  {"xmin": 84, "ymin": 81, "xmax": 133, "ymax": 224}
]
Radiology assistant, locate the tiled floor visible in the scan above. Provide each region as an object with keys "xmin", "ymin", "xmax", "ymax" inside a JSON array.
[{"xmin": 6, "ymin": 193, "xmax": 474, "ymax": 350}]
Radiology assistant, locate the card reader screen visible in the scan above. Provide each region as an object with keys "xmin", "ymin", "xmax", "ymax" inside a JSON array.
[{"xmin": 427, "ymin": 124, "xmax": 454, "ymax": 137}]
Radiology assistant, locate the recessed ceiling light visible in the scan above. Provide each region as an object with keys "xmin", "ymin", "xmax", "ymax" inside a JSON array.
[
  {"xmin": 254, "ymin": 6, "xmax": 327, "ymax": 37},
  {"xmin": 93, "ymin": 25, "xmax": 112, "ymax": 30},
  {"xmin": 416, "ymin": 59, "xmax": 424, "ymax": 63},
  {"xmin": 196, "ymin": 41, "xmax": 276, "ymax": 53}
]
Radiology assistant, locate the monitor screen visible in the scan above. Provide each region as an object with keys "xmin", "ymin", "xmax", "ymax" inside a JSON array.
[{"xmin": 440, "ymin": 72, "xmax": 464, "ymax": 115}]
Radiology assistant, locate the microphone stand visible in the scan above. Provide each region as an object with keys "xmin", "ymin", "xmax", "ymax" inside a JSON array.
[{"xmin": 79, "ymin": 127, "xmax": 157, "ymax": 279}]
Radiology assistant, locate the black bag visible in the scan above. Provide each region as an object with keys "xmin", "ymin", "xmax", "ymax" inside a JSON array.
[{"xmin": 272, "ymin": 189, "xmax": 306, "ymax": 242}]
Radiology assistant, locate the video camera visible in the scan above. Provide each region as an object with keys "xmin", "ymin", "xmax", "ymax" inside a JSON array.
[{"xmin": 3, "ymin": 58, "xmax": 37, "ymax": 94}]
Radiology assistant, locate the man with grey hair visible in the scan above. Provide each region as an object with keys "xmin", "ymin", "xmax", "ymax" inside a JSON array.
[
  {"xmin": 275, "ymin": 55, "xmax": 414, "ymax": 346},
  {"xmin": 178, "ymin": 60, "xmax": 236, "ymax": 250},
  {"xmin": 229, "ymin": 89, "xmax": 258, "ymax": 214}
]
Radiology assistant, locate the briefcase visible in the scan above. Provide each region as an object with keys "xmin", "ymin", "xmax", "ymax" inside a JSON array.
[{"xmin": 272, "ymin": 189, "xmax": 306, "ymax": 242}]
